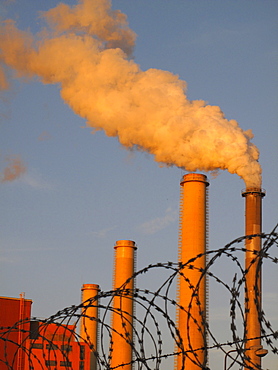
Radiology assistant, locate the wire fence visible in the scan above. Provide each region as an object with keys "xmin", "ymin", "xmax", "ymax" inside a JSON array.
[{"xmin": 1, "ymin": 225, "xmax": 277, "ymax": 369}]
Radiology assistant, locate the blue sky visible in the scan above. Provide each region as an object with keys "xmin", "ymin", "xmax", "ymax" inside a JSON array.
[{"xmin": 1, "ymin": 1, "xmax": 277, "ymax": 368}]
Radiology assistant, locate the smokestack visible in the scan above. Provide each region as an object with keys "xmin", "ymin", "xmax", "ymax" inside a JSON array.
[
  {"xmin": 176, "ymin": 173, "xmax": 209, "ymax": 370},
  {"xmin": 242, "ymin": 187, "xmax": 267, "ymax": 368},
  {"xmin": 80, "ymin": 283, "xmax": 100, "ymax": 370},
  {"xmin": 110, "ymin": 240, "xmax": 137, "ymax": 370}
]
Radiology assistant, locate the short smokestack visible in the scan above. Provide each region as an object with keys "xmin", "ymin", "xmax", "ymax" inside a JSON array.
[
  {"xmin": 242, "ymin": 187, "xmax": 267, "ymax": 368},
  {"xmin": 176, "ymin": 173, "xmax": 209, "ymax": 370},
  {"xmin": 80, "ymin": 283, "xmax": 100, "ymax": 370},
  {"xmin": 110, "ymin": 240, "xmax": 137, "ymax": 370}
]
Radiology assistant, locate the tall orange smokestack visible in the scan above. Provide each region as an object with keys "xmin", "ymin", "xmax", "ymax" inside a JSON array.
[
  {"xmin": 80, "ymin": 283, "xmax": 100, "ymax": 370},
  {"xmin": 242, "ymin": 188, "xmax": 267, "ymax": 369},
  {"xmin": 110, "ymin": 240, "xmax": 137, "ymax": 370},
  {"xmin": 176, "ymin": 173, "xmax": 209, "ymax": 370}
]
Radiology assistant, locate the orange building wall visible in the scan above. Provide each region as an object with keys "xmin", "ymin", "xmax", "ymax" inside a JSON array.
[
  {"xmin": 0, "ymin": 296, "xmax": 32, "ymax": 370},
  {"xmin": 27, "ymin": 322, "xmax": 91, "ymax": 370},
  {"xmin": 0, "ymin": 296, "xmax": 92, "ymax": 370}
]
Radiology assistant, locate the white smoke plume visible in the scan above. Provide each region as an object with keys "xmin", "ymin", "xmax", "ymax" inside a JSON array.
[{"xmin": 0, "ymin": 0, "xmax": 261, "ymax": 187}]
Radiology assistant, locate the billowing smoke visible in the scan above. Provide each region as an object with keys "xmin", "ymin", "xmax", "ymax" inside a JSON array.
[
  {"xmin": 1, "ymin": 155, "xmax": 26, "ymax": 183},
  {"xmin": 0, "ymin": 0, "xmax": 261, "ymax": 187}
]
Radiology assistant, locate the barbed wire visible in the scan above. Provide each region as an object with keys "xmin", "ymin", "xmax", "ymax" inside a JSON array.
[{"xmin": 1, "ymin": 225, "xmax": 277, "ymax": 369}]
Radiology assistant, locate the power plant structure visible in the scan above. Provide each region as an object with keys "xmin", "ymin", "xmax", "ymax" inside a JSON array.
[
  {"xmin": 0, "ymin": 173, "xmax": 271, "ymax": 370},
  {"xmin": 110, "ymin": 240, "xmax": 137, "ymax": 370},
  {"xmin": 80, "ymin": 284, "xmax": 100, "ymax": 370},
  {"xmin": 242, "ymin": 187, "xmax": 267, "ymax": 369},
  {"xmin": 175, "ymin": 173, "xmax": 209, "ymax": 370}
]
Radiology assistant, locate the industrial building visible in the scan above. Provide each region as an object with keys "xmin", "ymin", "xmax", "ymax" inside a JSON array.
[
  {"xmin": 0, "ymin": 295, "xmax": 91, "ymax": 369},
  {"xmin": 0, "ymin": 295, "xmax": 32, "ymax": 369},
  {"xmin": 0, "ymin": 240, "xmax": 137, "ymax": 370},
  {"xmin": 0, "ymin": 173, "xmax": 267, "ymax": 369}
]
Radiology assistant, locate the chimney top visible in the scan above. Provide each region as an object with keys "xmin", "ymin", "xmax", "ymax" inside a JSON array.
[{"xmin": 180, "ymin": 173, "xmax": 209, "ymax": 186}]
